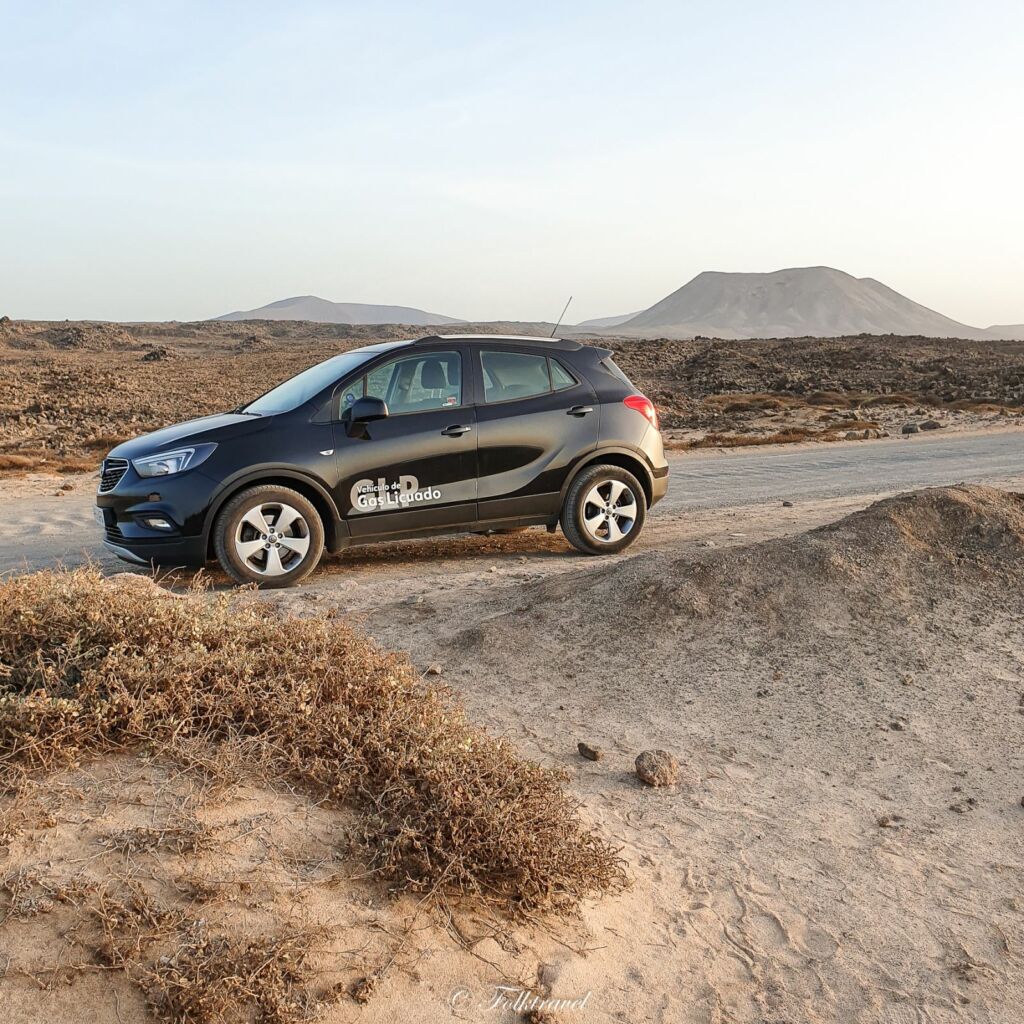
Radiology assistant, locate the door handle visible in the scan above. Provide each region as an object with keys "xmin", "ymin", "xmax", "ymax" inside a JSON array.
[
  {"xmin": 568, "ymin": 405, "xmax": 594, "ymax": 416},
  {"xmin": 441, "ymin": 424, "xmax": 472, "ymax": 436}
]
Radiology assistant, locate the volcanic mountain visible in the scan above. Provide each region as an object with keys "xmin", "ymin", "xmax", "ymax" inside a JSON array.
[
  {"xmin": 577, "ymin": 267, "xmax": 991, "ymax": 340},
  {"xmin": 216, "ymin": 295, "xmax": 463, "ymax": 326}
]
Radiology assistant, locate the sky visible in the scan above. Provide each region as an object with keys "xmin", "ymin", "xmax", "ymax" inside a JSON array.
[{"xmin": 2, "ymin": 1, "xmax": 1023, "ymax": 326}]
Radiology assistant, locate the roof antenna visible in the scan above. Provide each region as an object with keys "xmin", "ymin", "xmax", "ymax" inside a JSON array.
[{"xmin": 550, "ymin": 295, "xmax": 573, "ymax": 337}]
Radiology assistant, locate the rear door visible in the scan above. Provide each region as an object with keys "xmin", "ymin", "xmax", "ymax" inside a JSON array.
[
  {"xmin": 473, "ymin": 347, "xmax": 598, "ymax": 520},
  {"xmin": 331, "ymin": 346, "xmax": 478, "ymax": 537}
]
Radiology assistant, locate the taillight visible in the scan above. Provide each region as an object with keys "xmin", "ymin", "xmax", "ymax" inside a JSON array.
[{"xmin": 623, "ymin": 394, "xmax": 659, "ymax": 430}]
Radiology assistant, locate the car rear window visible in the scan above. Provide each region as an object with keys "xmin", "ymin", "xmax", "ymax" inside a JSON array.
[
  {"xmin": 550, "ymin": 359, "xmax": 577, "ymax": 391},
  {"xmin": 479, "ymin": 351, "xmax": 580, "ymax": 403},
  {"xmin": 480, "ymin": 351, "xmax": 550, "ymax": 402}
]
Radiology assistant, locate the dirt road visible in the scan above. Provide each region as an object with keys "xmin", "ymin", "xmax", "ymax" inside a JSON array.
[{"xmin": 4, "ymin": 428, "xmax": 1023, "ymax": 581}]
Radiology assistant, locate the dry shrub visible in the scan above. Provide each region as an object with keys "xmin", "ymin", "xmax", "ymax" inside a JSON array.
[
  {"xmin": 0, "ymin": 450, "xmax": 95, "ymax": 473},
  {"xmin": 140, "ymin": 922, "xmax": 326, "ymax": 1024},
  {"xmin": 677, "ymin": 427, "xmax": 838, "ymax": 449},
  {"xmin": 0, "ymin": 568, "xmax": 624, "ymax": 914},
  {"xmin": 830, "ymin": 418, "xmax": 881, "ymax": 430},
  {"xmin": 0, "ymin": 454, "xmax": 36, "ymax": 471},
  {"xmin": 89, "ymin": 881, "xmax": 187, "ymax": 968},
  {"xmin": 100, "ymin": 811, "xmax": 214, "ymax": 857}
]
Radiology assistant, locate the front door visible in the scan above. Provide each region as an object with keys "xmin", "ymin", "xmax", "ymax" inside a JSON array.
[{"xmin": 332, "ymin": 347, "xmax": 478, "ymax": 537}]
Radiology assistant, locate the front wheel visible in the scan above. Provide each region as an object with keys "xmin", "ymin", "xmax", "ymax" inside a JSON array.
[
  {"xmin": 560, "ymin": 464, "xmax": 646, "ymax": 555},
  {"xmin": 214, "ymin": 485, "xmax": 325, "ymax": 587}
]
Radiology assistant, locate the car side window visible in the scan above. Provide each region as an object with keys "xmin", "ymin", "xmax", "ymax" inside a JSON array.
[
  {"xmin": 480, "ymin": 351, "xmax": 553, "ymax": 403},
  {"xmin": 550, "ymin": 359, "xmax": 577, "ymax": 391},
  {"xmin": 356, "ymin": 350, "xmax": 463, "ymax": 414}
]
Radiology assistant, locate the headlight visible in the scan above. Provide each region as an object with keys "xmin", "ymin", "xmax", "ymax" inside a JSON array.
[{"xmin": 132, "ymin": 443, "xmax": 217, "ymax": 478}]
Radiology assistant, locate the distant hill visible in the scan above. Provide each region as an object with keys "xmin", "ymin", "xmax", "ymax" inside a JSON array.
[
  {"xmin": 575, "ymin": 311, "xmax": 643, "ymax": 329},
  {"xmin": 572, "ymin": 267, "xmax": 993, "ymax": 340},
  {"xmin": 984, "ymin": 324, "xmax": 1024, "ymax": 340},
  {"xmin": 216, "ymin": 295, "xmax": 463, "ymax": 326}
]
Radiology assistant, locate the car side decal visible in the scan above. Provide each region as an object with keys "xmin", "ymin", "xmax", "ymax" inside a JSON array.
[{"xmin": 350, "ymin": 474, "xmax": 442, "ymax": 513}]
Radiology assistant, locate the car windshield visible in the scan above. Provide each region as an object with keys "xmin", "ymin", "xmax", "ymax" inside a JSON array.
[{"xmin": 242, "ymin": 349, "xmax": 383, "ymax": 415}]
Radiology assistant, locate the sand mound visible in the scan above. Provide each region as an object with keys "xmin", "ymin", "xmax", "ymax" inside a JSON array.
[{"xmin": 528, "ymin": 486, "xmax": 1024, "ymax": 634}]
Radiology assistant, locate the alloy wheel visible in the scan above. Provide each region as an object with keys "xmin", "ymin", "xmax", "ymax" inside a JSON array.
[
  {"xmin": 581, "ymin": 479, "xmax": 638, "ymax": 544},
  {"xmin": 233, "ymin": 502, "xmax": 311, "ymax": 577}
]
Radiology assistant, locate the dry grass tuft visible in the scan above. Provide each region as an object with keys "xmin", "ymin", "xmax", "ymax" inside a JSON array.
[{"xmin": 0, "ymin": 568, "xmax": 624, "ymax": 915}]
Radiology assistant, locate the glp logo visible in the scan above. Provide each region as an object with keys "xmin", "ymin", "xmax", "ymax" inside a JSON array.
[{"xmin": 350, "ymin": 474, "xmax": 442, "ymax": 512}]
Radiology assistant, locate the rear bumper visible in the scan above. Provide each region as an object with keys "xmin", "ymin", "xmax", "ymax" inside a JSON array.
[{"xmin": 650, "ymin": 465, "xmax": 669, "ymax": 505}]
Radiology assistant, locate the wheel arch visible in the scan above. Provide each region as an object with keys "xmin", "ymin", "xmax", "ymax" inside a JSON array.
[
  {"xmin": 204, "ymin": 470, "xmax": 344, "ymax": 558},
  {"xmin": 561, "ymin": 448, "xmax": 654, "ymax": 509}
]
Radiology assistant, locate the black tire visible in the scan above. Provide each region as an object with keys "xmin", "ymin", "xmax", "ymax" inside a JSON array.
[
  {"xmin": 214, "ymin": 485, "xmax": 325, "ymax": 588},
  {"xmin": 560, "ymin": 464, "xmax": 646, "ymax": 555}
]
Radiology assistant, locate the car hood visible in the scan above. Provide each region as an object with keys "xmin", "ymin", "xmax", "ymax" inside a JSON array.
[{"xmin": 108, "ymin": 413, "xmax": 265, "ymax": 460}]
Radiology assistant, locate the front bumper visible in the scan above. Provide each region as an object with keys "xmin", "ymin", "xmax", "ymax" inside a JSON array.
[
  {"xmin": 96, "ymin": 463, "xmax": 213, "ymax": 567},
  {"xmin": 101, "ymin": 535, "xmax": 207, "ymax": 568},
  {"xmin": 103, "ymin": 540, "xmax": 153, "ymax": 566}
]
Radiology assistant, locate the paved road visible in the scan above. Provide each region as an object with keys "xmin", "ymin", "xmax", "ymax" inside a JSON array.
[
  {"xmin": 2, "ymin": 429, "xmax": 1023, "ymax": 573},
  {"xmin": 661, "ymin": 429, "xmax": 1024, "ymax": 511}
]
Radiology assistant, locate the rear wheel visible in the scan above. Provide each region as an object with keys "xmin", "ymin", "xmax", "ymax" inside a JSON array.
[
  {"xmin": 560, "ymin": 464, "xmax": 646, "ymax": 555},
  {"xmin": 214, "ymin": 485, "xmax": 324, "ymax": 588}
]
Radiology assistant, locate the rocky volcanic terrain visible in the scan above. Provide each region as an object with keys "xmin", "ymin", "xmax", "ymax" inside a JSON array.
[{"xmin": 1, "ymin": 318, "xmax": 1024, "ymax": 472}]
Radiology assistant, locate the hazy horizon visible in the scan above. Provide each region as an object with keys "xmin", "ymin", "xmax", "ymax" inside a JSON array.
[{"xmin": 3, "ymin": 2, "xmax": 1023, "ymax": 326}]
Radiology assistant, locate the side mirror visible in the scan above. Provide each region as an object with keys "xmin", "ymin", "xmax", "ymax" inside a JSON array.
[
  {"xmin": 350, "ymin": 396, "xmax": 388, "ymax": 422},
  {"xmin": 343, "ymin": 395, "xmax": 388, "ymax": 437}
]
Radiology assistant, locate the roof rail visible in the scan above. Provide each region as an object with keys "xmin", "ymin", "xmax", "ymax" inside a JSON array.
[{"xmin": 412, "ymin": 333, "xmax": 585, "ymax": 350}]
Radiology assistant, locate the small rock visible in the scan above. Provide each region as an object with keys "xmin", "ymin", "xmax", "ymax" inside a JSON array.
[
  {"xmin": 577, "ymin": 741, "xmax": 602, "ymax": 761},
  {"xmin": 537, "ymin": 961, "xmax": 561, "ymax": 993},
  {"xmin": 901, "ymin": 422, "xmax": 920, "ymax": 435},
  {"xmin": 59, "ymin": 481, "xmax": 74, "ymax": 491},
  {"xmin": 405, "ymin": 594, "xmax": 424, "ymax": 605},
  {"xmin": 488, "ymin": 565, "xmax": 498, "ymax": 573},
  {"xmin": 949, "ymin": 797, "xmax": 978, "ymax": 814},
  {"xmin": 756, "ymin": 686, "xmax": 773, "ymax": 698},
  {"xmin": 889, "ymin": 720, "xmax": 906, "ymax": 731},
  {"xmin": 877, "ymin": 813, "xmax": 906, "ymax": 828},
  {"xmin": 699, "ymin": 540, "xmax": 717, "ymax": 548},
  {"xmin": 782, "ymin": 500, "xmax": 794, "ymax": 507},
  {"xmin": 425, "ymin": 663, "xmax": 443, "ymax": 676},
  {"xmin": 920, "ymin": 419, "xmax": 943, "ymax": 430},
  {"xmin": 635, "ymin": 749, "xmax": 680, "ymax": 787}
]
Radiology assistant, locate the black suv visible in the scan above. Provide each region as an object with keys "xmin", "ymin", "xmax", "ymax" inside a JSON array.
[{"xmin": 96, "ymin": 335, "xmax": 668, "ymax": 587}]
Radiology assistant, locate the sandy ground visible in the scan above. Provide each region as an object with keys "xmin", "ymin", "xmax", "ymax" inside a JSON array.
[{"xmin": 2, "ymin": 440, "xmax": 1024, "ymax": 1022}]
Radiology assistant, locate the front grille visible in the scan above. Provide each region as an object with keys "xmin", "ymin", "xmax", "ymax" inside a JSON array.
[{"xmin": 99, "ymin": 458, "xmax": 129, "ymax": 493}]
